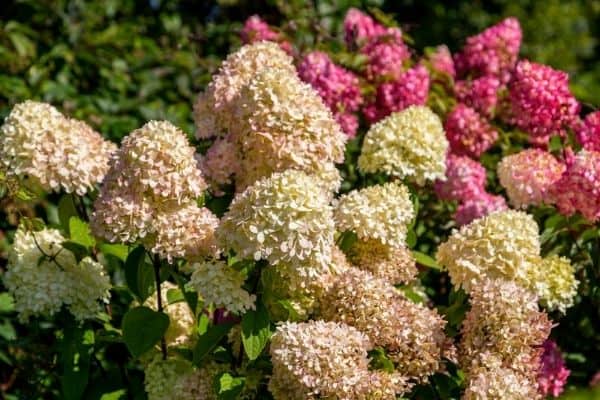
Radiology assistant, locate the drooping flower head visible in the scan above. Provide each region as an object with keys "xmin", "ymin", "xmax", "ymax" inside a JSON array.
[
  {"xmin": 363, "ymin": 65, "xmax": 430, "ymax": 123},
  {"xmin": 362, "ymin": 28, "xmax": 411, "ymax": 81},
  {"xmin": 333, "ymin": 181, "xmax": 414, "ymax": 248},
  {"xmin": 538, "ymin": 340, "xmax": 570, "ymax": 398},
  {"xmin": 508, "ymin": 60, "xmax": 580, "ymax": 146},
  {"xmin": 497, "ymin": 149, "xmax": 565, "ymax": 209},
  {"xmin": 549, "ymin": 150, "xmax": 600, "ymax": 222},
  {"xmin": 576, "ymin": 111, "xmax": 600, "ymax": 152},
  {"xmin": 359, "ymin": 106, "xmax": 448, "ymax": 185},
  {"xmin": 435, "ymin": 154, "xmax": 487, "ymax": 202},
  {"xmin": 445, "ymin": 104, "xmax": 498, "ymax": 158},
  {"xmin": 455, "ymin": 76, "xmax": 501, "ymax": 118},
  {"xmin": 217, "ymin": 170, "xmax": 335, "ymax": 273},
  {"xmin": 454, "ymin": 17, "xmax": 522, "ymax": 82},
  {"xmin": 343, "ymin": 8, "xmax": 388, "ymax": 48},
  {"xmin": 454, "ymin": 192, "xmax": 508, "ymax": 226},
  {"xmin": 0, "ymin": 100, "xmax": 116, "ymax": 195},
  {"xmin": 193, "ymin": 41, "xmax": 296, "ymax": 139}
]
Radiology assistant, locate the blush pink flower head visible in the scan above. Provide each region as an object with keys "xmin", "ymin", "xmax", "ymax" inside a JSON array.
[
  {"xmin": 508, "ymin": 60, "xmax": 580, "ymax": 147},
  {"xmin": 455, "ymin": 17, "xmax": 522, "ymax": 82},
  {"xmin": 454, "ymin": 192, "xmax": 508, "ymax": 226},
  {"xmin": 362, "ymin": 28, "xmax": 410, "ymax": 81},
  {"xmin": 435, "ymin": 154, "xmax": 487, "ymax": 202},
  {"xmin": 428, "ymin": 45, "xmax": 455, "ymax": 78},
  {"xmin": 576, "ymin": 111, "xmax": 600, "ymax": 152},
  {"xmin": 445, "ymin": 104, "xmax": 498, "ymax": 158},
  {"xmin": 549, "ymin": 150, "xmax": 600, "ymax": 222},
  {"xmin": 240, "ymin": 15, "xmax": 292, "ymax": 53},
  {"xmin": 363, "ymin": 64, "xmax": 430, "ymax": 123},
  {"xmin": 538, "ymin": 340, "xmax": 570, "ymax": 398},
  {"xmin": 455, "ymin": 76, "xmax": 501, "ymax": 118},
  {"xmin": 343, "ymin": 8, "xmax": 388, "ymax": 48}
]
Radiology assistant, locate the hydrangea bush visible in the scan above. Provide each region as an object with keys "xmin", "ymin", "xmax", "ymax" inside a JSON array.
[{"xmin": 0, "ymin": 6, "xmax": 599, "ymax": 400}]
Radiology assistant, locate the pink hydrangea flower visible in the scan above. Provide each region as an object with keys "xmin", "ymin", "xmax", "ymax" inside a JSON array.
[
  {"xmin": 454, "ymin": 192, "xmax": 508, "ymax": 226},
  {"xmin": 428, "ymin": 45, "xmax": 455, "ymax": 78},
  {"xmin": 549, "ymin": 150, "xmax": 600, "ymax": 222},
  {"xmin": 508, "ymin": 60, "xmax": 580, "ymax": 147},
  {"xmin": 454, "ymin": 17, "xmax": 522, "ymax": 82},
  {"xmin": 591, "ymin": 372, "xmax": 600, "ymax": 387},
  {"xmin": 363, "ymin": 64, "xmax": 430, "ymax": 123},
  {"xmin": 455, "ymin": 76, "xmax": 501, "ymax": 118},
  {"xmin": 298, "ymin": 51, "xmax": 363, "ymax": 137},
  {"xmin": 362, "ymin": 28, "xmax": 410, "ymax": 81},
  {"xmin": 343, "ymin": 8, "xmax": 388, "ymax": 48},
  {"xmin": 435, "ymin": 154, "xmax": 487, "ymax": 202},
  {"xmin": 576, "ymin": 111, "xmax": 600, "ymax": 152},
  {"xmin": 445, "ymin": 104, "xmax": 498, "ymax": 158},
  {"xmin": 538, "ymin": 340, "xmax": 570, "ymax": 398},
  {"xmin": 240, "ymin": 15, "xmax": 292, "ymax": 53}
]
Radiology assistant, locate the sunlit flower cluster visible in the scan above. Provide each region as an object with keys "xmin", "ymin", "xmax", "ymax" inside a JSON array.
[
  {"xmin": 435, "ymin": 154, "xmax": 487, "ymax": 202},
  {"xmin": 534, "ymin": 255, "xmax": 579, "ymax": 313},
  {"xmin": 428, "ymin": 45, "xmax": 455, "ymax": 78},
  {"xmin": 455, "ymin": 76, "xmax": 501, "ymax": 118},
  {"xmin": 3, "ymin": 227, "xmax": 110, "ymax": 322},
  {"xmin": 445, "ymin": 104, "xmax": 498, "ymax": 158},
  {"xmin": 343, "ymin": 8, "xmax": 388, "ymax": 48},
  {"xmin": 362, "ymin": 28, "xmax": 410, "ymax": 81},
  {"xmin": 347, "ymin": 238, "xmax": 417, "ymax": 285},
  {"xmin": 538, "ymin": 340, "xmax": 570, "ymax": 398},
  {"xmin": 0, "ymin": 100, "xmax": 116, "ymax": 195},
  {"xmin": 359, "ymin": 106, "xmax": 448, "ymax": 184},
  {"xmin": 576, "ymin": 111, "xmax": 600, "ymax": 152}
]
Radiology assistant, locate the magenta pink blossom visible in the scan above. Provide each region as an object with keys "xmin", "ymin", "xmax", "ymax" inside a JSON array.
[
  {"xmin": 508, "ymin": 60, "xmax": 580, "ymax": 147},
  {"xmin": 435, "ymin": 154, "xmax": 487, "ymax": 202},
  {"xmin": 549, "ymin": 150, "xmax": 600, "ymax": 222},
  {"xmin": 428, "ymin": 45, "xmax": 455, "ymax": 78},
  {"xmin": 538, "ymin": 340, "xmax": 570, "ymax": 398},
  {"xmin": 362, "ymin": 28, "xmax": 410, "ymax": 81},
  {"xmin": 241, "ymin": 15, "xmax": 279, "ymax": 43},
  {"xmin": 334, "ymin": 113, "xmax": 359, "ymax": 138},
  {"xmin": 343, "ymin": 8, "xmax": 388, "ymax": 48},
  {"xmin": 363, "ymin": 64, "xmax": 430, "ymax": 123},
  {"xmin": 454, "ymin": 17, "xmax": 522, "ymax": 82},
  {"xmin": 454, "ymin": 192, "xmax": 507, "ymax": 226},
  {"xmin": 576, "ymin": 111, "xmax": 600, "ymax": 152},
  {"xmin": 445, "ymin": 104, "xmax": 498, "ymax": 158},
  {"xmin": 455, "ymin": 76, "xmax": 501, "ymax": 118}
]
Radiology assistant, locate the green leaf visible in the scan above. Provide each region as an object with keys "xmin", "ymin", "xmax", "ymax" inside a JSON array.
[
  {"xmin": 166, "ymin": 288, "xmax": 185, "ymax": 304},
  {"xmin": 241, "ymin": 303, "xmax": 272, "ymax": 361},
  {"xmin": 61, "ymin": 326, "xmax": 93, "ymax": 400},
  {"xmin": 0, "ymin": 293, "xmax": 15, "ymax": 313},
  {"xmin": 214, "ymin": 372, "xmax": 245, "ymax": 400},
  {"xmin": 193, "ymin": 323, "xmax": 234, "ymax": 366},
  {"xmin": 337, "ymin": 231, "xmax": 358, "ymax": 252},
  {"xmin": 124, "ymin": 246, "xmax": 154, "ymax": 302},
  {"xmin": 69, "ymin": 217, "xmax": 96, "ymax": 248},
  {"xmin": 0, "ymin": 319, "xmax": 16, "ymax": 341},
  {"xmin": 58, "ymin": 195, "xmax": 78, "ymax": 234},
  {"xmin": 122, "ymin": 306, "xmax": 169, "ymax": 358},
  {"xmin": 100, "ymin": 390, "xmax": 127, "ymax": 400},
  {"xmin": 61, "ymin": 241, "xmax": 89, "ymax": 263},
  {"xmin": 412, "ymin": 251, "xmax": 440, "ymax": 269},
  {"xmin": 406, "ymin": 229, "xmax": 417, "ymax": 249},
  {"xmin": 368, "ymin": 347, "xmax": 394, "ymax": 373},
  {"xmin": 99, "ymin": 243, "xmax": 129, "ymax": 262}
]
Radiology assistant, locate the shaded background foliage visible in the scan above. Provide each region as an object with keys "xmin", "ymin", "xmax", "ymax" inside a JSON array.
[{"xmin": 0, "ymin": 0, "xmax": 599, "ymax": 399}]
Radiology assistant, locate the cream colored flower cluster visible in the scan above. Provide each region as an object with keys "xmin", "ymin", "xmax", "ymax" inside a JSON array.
[
  {"xmin": 187, "ymin": 260, "xmax": 256, "ymax": 315},
  {"xmin": 144, "ymin": 282, "xmax": 195, "ymax": 348},
  {"xmin": 358, "ymin": 106, "xmax": 448, "ymax": 185},
  {"xmin": 194, "ymin": 42, "xmax": 346, "ymax": 194},
  {"xmin": 436, "ymin": 210, "xmax": 578, "ymax": 312},
  {"xmin": 318, "ymin": 266, "xmax": 452, "ymax": 382},
  {"xmin": 460, "ymin": 279, "xmax": 551, "ymax": 399},
  {"xmin": 144, "ymin": 354, "xmax": 225, "ymax": 400},
  {"xmin": 91, "ymin": 121, "xmax": 218, "ymax": 262},
  {"xmin": 269, "ymin": 320, "xmax": 410, "ymax": 400},
  {"xmin": 0, "ymin": 100, "xmax": 116, "ymax": 195},
  {"xmin": 3, "ymin": 227, "xmax": 111, "ymax": 322},
  {"xmin": 217, "ymin": 170, "xmax": 335, "ymax": 273}
]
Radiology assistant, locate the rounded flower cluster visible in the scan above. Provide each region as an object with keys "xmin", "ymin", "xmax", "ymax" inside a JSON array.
[
  {"xmin": 144, "ymin": 282, "xmax": 195, "ymax": 348},
  {"xmin": 549, "ymin": 150, "xmax": 600, "ymax": 222},
  {"xmin": 534, "ymin": 255, "xmax": 578, "ymax": 313},
  {"xmin": 445, "ymin": 104, "xmax": 498, "ymax": 158},
  {"xmin": 347, "ymin": 238, "xmax": 417, "ymax": 285},
  {"xmin": 187, "ymin": 260, "xmax": 256, "ymax": 315},
  {"xmin": 508, "ymin": 60, "xmax": 580, "ymax": 146},
  {"xmin": 497, "ymin": 149, "xmax": 565, "ymax": 209},
  {"xmin": 435, "ymin": 154, "xmax": 487, "ymax": 202},
  {"xmin": 454, "ymin": 192, "xmax": 508, "ymax": 226},
  {"xmin": 460, "ymin": 279, "xmax": 552, "ymax": 399},
  {"xmin": 319, "ymin": 267, "xmax": 451, "ymax": 382},
  {"xmin": 359, "ymin": 106, "xmax": 448, "ymax": 185},
  {"xmin": 217, "ymin": 170, "xmax": 335, "ymax": 272},
  {"xmin": 231, "ymin": 67, "xmax": 346, "ymax": 191},
  {"xmin": 454, "ymin": 17, "xmax": 522, "ymax": 82},
  {"xmin": 538, "ymin": 340, "xmax": 570, "ymax": 398},
  {"xmin": 333, "ymin": 182, "xmax": 414, "ymax": 248},
  {"xmin": 436, "ymin": 210, "xmax": 541, "ymax": 292},
  {"xmin": 428, "ymin": 45, "xmax": 455, "ymax": 78},
  {"xmin": 576, "ymin": 111, "xmax": 600, "ymax": 152},
  {"xmin": 269, "ymin": 320, "xmax": 409, "ymax": 399},
  {"xmin": 455, "ymin": 76, "xmax": 501, "ymax": 118},
  {"xmin": 241, "ymin": 15, "xmax": 279, "ymax": 44},
  {"xmin": 193, "ymin": 41, "xmax": 296, "ymax": 139},
  {"xmin": 362, "ymin": 28, "xmax": 410, "ymax": 81},
  {"xmin": 297, "ymin": 51, "xmax": 363, "ymax": 137},
  {"xmin": 3, "ymin": 227, "xmax": 110, "ymax": 322},
  {"xmin": 363, "ymin": 65, "xmax": 430, "ymax": 123},
  {"xmin": 0, "ymin": 100, "xmax": 116, "ymax": 195},
  {"xmin": 343, "ymin": 8, "xmax": 388, "ymax": 48},
  {"xmin": 144, "ymin": 355, "xmax": 224, "ymax": 400}
]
